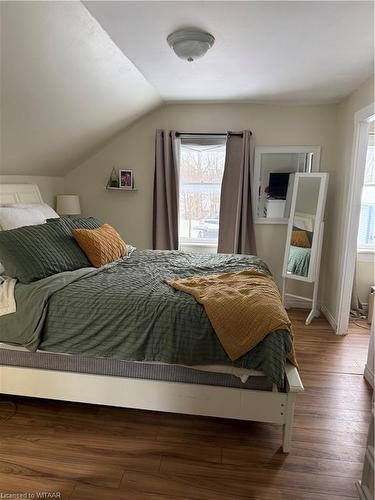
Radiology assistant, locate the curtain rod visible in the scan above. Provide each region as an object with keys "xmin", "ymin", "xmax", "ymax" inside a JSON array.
[{"xmin": 173, "ymin": 131, "xmax": 251, "ymax": 137}]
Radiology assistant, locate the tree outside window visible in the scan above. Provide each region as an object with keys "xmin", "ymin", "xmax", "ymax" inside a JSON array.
[{"xmin": 179, "ymin": 142, "xmax": 225, "ymax": 245}]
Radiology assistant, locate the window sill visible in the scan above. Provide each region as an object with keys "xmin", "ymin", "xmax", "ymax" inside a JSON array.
[
  {"xmin": 179, "ymin": 242, "xmax": 217, "ymax": 248},
  {"xmin": 179, "ymin": 243, "xmax": 218, "ymax": 254},
  {"xmin": 255, "ymin": 218, "xmax": 289, "ymax": 225},
  {"xmin": 357, "ymin": 250, "xmax": 375, "ymax": 263}
]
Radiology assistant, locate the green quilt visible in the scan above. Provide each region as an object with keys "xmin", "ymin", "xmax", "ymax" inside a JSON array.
[
  {"xmin": 287, "ymin": 245, "xmax": 311, "ymax": 277},
  {"xmin": 0, "ymin": 250, "xmax": 293, "ymax": 386}
]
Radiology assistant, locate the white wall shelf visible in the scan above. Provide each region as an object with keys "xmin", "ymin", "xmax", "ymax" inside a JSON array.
[{"xmin": 106, "ymin": 187, "xmax": 138, "ymax": 191}]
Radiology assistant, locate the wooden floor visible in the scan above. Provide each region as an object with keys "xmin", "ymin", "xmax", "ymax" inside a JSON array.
[{"xmin": 0, "ymin": 310, "xmax": 372, "ymax": 499}]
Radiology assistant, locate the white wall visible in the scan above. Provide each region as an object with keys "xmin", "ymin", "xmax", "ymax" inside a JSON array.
[
  {"xmin": 65, "ymin": 102, "xmax": 337, "ymax": 289},
  {"xmin": 321, "ymin": 76, "xmax": 374, "ymax": 320},
  {"xmin": 357, "ymin": 259, "xmax": 374, "ymax": 304},
  {"xmin": 0, "ymin": 175, "xmax": 64, "ymax": 207}
]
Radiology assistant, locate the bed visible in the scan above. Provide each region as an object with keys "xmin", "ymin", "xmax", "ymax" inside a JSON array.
[{"xmin": 0, "ymin": 184, "xmax": 303, "ymax": 453}]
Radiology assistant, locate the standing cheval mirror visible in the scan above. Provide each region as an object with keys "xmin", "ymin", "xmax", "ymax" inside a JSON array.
[{"xmin": 282, "ymin": 173, "xmax": 329, "ymax": 325}]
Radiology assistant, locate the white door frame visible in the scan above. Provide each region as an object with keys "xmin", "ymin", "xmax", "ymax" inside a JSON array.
[{"xmin": 336, "ymin": 102, "xmax": 375, "ymax": 335}]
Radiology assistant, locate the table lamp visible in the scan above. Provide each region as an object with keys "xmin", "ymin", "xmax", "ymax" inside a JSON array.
[{"xmin": 56, "ymin": 195, "xmax": 81, "ymax": 216}]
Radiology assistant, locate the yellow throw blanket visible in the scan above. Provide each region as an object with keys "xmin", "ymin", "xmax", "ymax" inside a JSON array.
[{"xmin": 167, "ymin": 269, "xmax": 297, "ymax": 366}]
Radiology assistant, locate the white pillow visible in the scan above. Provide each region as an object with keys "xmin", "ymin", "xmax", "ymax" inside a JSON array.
[
  {"xmin": 0, "ymin": 206, "xmax": 47, "ymax": 230},
  {"xmin": 3, "ymin": 203, "xmax": 59, "ymax": 220}
]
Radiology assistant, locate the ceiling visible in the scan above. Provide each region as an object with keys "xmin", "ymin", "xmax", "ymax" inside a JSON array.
[
  {"xmin": 1, "ymin": 1, "xmax": 373, "ymax": 177},
  {"xmin": 85, "ymin": 1, "xmax": 374, "ymax": 103},
  {"xmin": 0, "ymin": 2, "xmax": 161, "ymax": 176}
]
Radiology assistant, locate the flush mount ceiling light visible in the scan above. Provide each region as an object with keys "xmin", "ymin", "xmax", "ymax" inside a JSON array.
[{"xmin": 167, "ymin": 29, "xmax": 215, "ymax": 62}]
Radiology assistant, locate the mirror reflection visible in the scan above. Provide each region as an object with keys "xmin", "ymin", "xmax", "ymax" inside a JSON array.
[
  {"xmin": 287, "ymin": 177, "xmax": 321, "ymax": 278},
  {"xmin": 256, "ymin": 151, "xmax": 315, "ymax": 220}
]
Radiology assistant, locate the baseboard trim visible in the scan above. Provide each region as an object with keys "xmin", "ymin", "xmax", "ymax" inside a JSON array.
[
  {"xmin": 320, "ymin": 304, "xmax": 337, "ymax": 332},
  {"xmin": 284, "ymin": 298, "xmax": 311, "ymax": 309},
  {"xmin": 364, "ymin": 364, "xmax": 374, "ymax": 389}
]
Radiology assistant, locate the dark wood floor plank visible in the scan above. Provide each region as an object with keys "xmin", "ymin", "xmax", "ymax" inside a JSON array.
[
  {"xmin": 73, "ymin": 472, "xmax": 254, "ymax": 500},
  {"xmin": 71, "ymin": 482, "xmax": 185, "ymax": 500},
  {"xmin": 121, "ymin": 469, "xmax": 297, "ymax": 500},
  {"xmin": 222, "ymin": 439, "xmax": 367, "ymax": 463},
  {"xmin": 157, "ymin": 418, "xmax": 369, "ymax": 449},
  {"xmin": 0, "ymin": 433, "xmax": 221, "ymax": 470},
  {"xmin": 0, "ymin": 450, "xmax": 124, "ymax": 488},
  {"xmin": 0, "ymin": 472, "xmax": 75, "ymax": 499},
  {"xmin": 221, "ymin": 446, "xmax": 363, "ymax": 478},
  {"xmin": 159, "ymin": 456, "xmax": 359, "ymax": 497}
]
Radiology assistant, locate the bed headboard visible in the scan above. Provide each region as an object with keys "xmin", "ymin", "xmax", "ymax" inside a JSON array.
[{"xmin": 0, "ymin": 184, "xmax": 43, "ymax": 204}]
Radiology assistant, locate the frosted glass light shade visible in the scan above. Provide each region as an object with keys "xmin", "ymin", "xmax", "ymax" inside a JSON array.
[
  {"xmin": 167, "ymin": 30, "xmax": 215, "ymax": 62},
  {"xmin": 56, "ymin": 195, "xmax": 81, "ymax": 215}
]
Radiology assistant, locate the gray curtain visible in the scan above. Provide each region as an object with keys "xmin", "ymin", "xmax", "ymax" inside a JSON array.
[
  {"xmin": 218, "ymin": 130, "xmax": 257, "ymax": 255},
  {"xmin": 152, "ymin": 130, "xmax": 179, "ymax": 250}
]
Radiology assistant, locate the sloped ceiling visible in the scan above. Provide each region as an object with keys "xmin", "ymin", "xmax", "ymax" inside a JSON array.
[{"xmin": 0, "ymin": 1, "xmax": 161, "ymax": 176}]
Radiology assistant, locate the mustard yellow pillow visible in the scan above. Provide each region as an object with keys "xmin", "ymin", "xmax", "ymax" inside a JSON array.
[
  {"xmin": 73, "ymin": 224, "xmax": 127, "ymax": 267},
  {"xmin": 291, "ymin": 230, "xmax": 311, "ymax": 248}
]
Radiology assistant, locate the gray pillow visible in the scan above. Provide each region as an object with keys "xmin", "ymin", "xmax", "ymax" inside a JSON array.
[
  {"xmin": 47, "ymin": 216, "xmax": 102, "ymax": 230},
  {"xmin": 0, "ymin": 219, "xmax": 92, "ymax": 283}
]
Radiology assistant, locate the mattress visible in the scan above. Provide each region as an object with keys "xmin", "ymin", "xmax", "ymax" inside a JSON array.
[
  {"xmin": 0, "ymin": 347, "xmax": 274, "ymax": 391},
  {"xmin": 0, "ymin": 342, "xmax": 263, "ymax": 381}
]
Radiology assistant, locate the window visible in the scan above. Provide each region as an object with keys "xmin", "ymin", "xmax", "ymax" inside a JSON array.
[
  {"xmin": 358, "ymin": 134, "xmax": 375, "ymax": 250},
  {"xmin": 179, "ymin": 136, "xmax": 226, "ymax": 247}
]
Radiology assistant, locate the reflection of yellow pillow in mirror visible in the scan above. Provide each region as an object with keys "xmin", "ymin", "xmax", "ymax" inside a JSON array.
[{"xmin": 291, "ymin": 230, "xmax": 311, "ymax": 248}]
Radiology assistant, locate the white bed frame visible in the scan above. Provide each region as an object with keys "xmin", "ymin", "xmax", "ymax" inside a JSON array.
[
  {"xmin": 0, "ymin": 184, "xmax": 304, "ymax": 453},
  {"xmin": 0, "ymin": 183, "xmax": 43, "ymax": 204}
]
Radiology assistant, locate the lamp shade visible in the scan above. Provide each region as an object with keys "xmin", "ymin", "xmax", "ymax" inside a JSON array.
[{"xmin": 56, "ymin": 195, "xmax": 81, "ymax": 216}]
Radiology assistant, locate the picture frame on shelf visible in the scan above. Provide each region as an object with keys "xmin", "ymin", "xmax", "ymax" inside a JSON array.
[{"xmin": 119, "ymin": 169, "xmax": 134, "ymax": 190}]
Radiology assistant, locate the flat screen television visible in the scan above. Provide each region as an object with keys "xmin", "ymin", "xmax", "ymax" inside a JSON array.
[{"xmin": 268, "ymin": 172, "xmax": 291, "ymax": 199}]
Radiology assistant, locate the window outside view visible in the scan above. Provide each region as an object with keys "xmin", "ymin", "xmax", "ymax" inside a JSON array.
[
  {"xmin": 358, "ymin": 135, "xmax": 375, "ymax": 250},
  {"xmin": 179, "ymin": 141, "xmax": 226, "ymax": 246}
]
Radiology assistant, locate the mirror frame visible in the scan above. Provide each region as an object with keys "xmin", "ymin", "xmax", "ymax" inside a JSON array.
[
  {"xmin": 253, "ymin": 146, "xmax": 321, "ymax": 224},
  {"xmin": 282, "ymin": 172, "xmax": 329, "ymax": 283}
]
